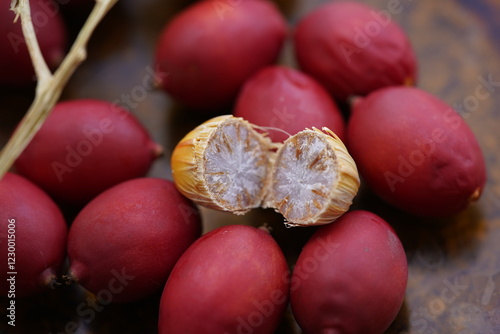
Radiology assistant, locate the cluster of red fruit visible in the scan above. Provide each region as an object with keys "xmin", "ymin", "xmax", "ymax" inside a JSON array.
[{"xmin": 0, "ymin": 1, "xmax": 486, "ymax": 334}]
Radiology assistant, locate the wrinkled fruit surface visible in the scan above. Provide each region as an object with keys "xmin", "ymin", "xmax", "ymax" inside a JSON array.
[
  {"xmin": 0, "ymin": 173, "xmax": 67, "ymax": 297},
  {"xmin": 67, "ymin": 178, "xmax": 201, "ymax": 303},
  {"xmin": 159, "ymin": 224, "xmax": 290, "ymax": 334},
  {"xmin": 15, "ymin": 99, "xmax": 161, "ymax": 207},
  {"xmin": 347, "ymin": 86, "xmax": 486, "ymax": 217},
  {"xmin": 291, "ymin": 210, "xmax": 408, "ymax": 334}
]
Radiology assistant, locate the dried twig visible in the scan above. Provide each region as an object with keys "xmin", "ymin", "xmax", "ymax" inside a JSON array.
[{"xmin": 0, "ymin": 0, "xmax": 119, "ymax": 179}]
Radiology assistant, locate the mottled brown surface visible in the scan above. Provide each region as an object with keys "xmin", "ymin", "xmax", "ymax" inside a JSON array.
[{"xmin": 1, "ymin": 0, "xmax": 500, "ymax": 333}]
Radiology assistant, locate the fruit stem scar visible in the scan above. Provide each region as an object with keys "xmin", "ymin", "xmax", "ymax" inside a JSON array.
[
  {"xmin": 469, "ymin": 187, "xmax": 482, "ymax": 203},
  {"xmin": 62, "ymin": 274, "xmax": 77, "ymax": 285}
]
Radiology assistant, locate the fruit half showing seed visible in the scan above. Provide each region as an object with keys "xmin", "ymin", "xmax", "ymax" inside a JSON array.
[
  {"xmin": 266, "ymin": 128, "xmax": 360, "ymax": 227},
  {"xmin": 171, "ymin": 116, "xmax": 360, "ymax": 226},
  {"xmin": 171, "ymin": 115, "xmax": 276, "ymax": 214}
]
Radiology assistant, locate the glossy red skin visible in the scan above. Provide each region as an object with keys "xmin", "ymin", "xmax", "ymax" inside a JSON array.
[
  {"xmin": 155, "ymin": 0, "xmax": 287, "ymax": 110},
  {"xmin": 293, "ymin": 1, "xmax": 416, "ymax": 102},
  {"xmin": 234, "ymin": 65, "xmax": 345, "ymax": 142},
  {"xmin": 347, "ymin": 87, "xmax": 486, "ymax": 217},
  {"xmin": 290, "ymin": 210, "xmax": 407, "ymax": 334},
  {"xmin": 15, "ymin": 99, "xmax": 159, "ymax": 207},
  {"xmin": 0, "ymin": 173, "xmax": 67, "ymax": 297},
  {"xmin": 67, "ymin": 178, "xmax": 202, "ymax": 303},
  {"xmin": 0, "ymin": 0, "xmax": 67, "ymax": 85},
  {"xmin": 159, "ymin": 225, "xmax": 290, "ymax": 334}
]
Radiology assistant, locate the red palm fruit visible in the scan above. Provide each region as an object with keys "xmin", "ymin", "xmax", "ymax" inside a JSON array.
[
  {"xmin": 234, "ymin": 66, "xmax": 345, "ymax": 142},
  {"xmin": 293, "ymin": 1, "xmax": 416, "ymax": 102},
  {"xmin": 0, "ymin": 173, "xmax": 67, "ymax": 297},
  {"xmin": 15, "ymin": 99, "xmax": 162, "ymax": 207},
  {"xmin": 346, "ymin": 86, "xmax": 486, "ymax": 216},
  {"xmin": 67, "ymin": 178, "xmax": 202, "ymax": 303},
  {"xmin": 159, "ymin": 224, "xmax": 290, "ymax": 334},
  {"xmin": 0, "ymin": 0, "xmax": 67, "ymax": 85},
  {"xmin": 291, "ymin": 210, "xmax": 408, "ymax": 334},
  {"xmin": 155, "ymin": 0, "xmax": 287, "ymax": 110}
]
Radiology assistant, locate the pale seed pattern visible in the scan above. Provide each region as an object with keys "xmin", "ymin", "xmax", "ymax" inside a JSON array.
[{"xmin": 171, "ymin": 116, "xmax": 360, "ymax": 226}]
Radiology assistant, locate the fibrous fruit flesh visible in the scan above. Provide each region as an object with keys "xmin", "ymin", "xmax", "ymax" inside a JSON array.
[
  {"xmin": 171, "ymin": 116, "xmax": 359, "ymax": 226},
  {"xmin": 171, "ymin": 115, "xmax": 275, "ymax": 215},
  {"xmin": 266, "ymin": 128, "xmax": 359, "ymax": 226}
]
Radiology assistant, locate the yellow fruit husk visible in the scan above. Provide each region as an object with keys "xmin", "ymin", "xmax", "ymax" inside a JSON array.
[
  {"xmin": 263, "ymin": 127, "xmax": 360, "ymax": 227},
  {"xmin": 171, "ymin": 115, "xmax": 231, "ymax": 211},
  {"xmin": 171, "ymin": 117, "xmax": 360, "ymax": 226},
  {"xmin": 305, "ymin": 127, "xmax": 359, "ymax": 226},
  {"xmin": 171, "ymin": 115, "xmax": 276, "ymax": 214}
]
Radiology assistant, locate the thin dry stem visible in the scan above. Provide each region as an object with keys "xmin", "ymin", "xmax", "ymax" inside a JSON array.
[
  {"xmin": 0, "ymin": 0, "xmax": 119, "ymax": 179},
  {"xmin": 12, "ymin": 0, "xmax": 51, "ymax": 84}
]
